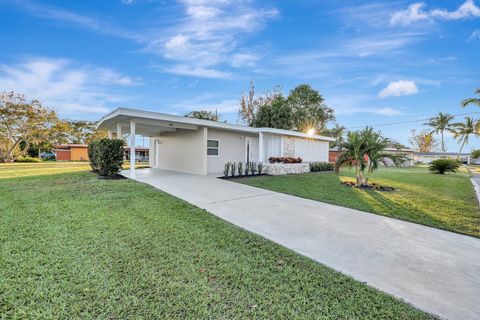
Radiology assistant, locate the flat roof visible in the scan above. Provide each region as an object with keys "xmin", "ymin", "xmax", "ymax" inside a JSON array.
[
  {"xmin": 97, "ymin": 107, "xmax": 335, "ymax": 141},
  {"xmin": 415, "ymin": 152, "xmax": 471, "ymax": 156}
]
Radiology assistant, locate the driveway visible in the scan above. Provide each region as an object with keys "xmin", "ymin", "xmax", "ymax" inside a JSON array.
[{"xmin": 122, "ymin": 168, "xmax": 480, "ymax": 320}]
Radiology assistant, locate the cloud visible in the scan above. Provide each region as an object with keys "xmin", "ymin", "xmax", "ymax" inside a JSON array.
[
  {"xmin": 378, "ymin": 80, "xmax": 419, "ymax": 98},
  {"xmin": 0, "ymin": 57, "xmax": 139, "ymax": 116},
  {"xmin": 390, "ymin": 1, "xmax": 480, "ymax": 25},
  {"xmin": 468, "ymin": 29, "xmax": 480, "ymax": 41},
  {"xmin": 150, "ymin": 0, "xmax": 277, "ymax": 77}
]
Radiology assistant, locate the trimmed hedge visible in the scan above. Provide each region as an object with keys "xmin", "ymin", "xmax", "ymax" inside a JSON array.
[
  {"xmin": 310, "ymin": 161, "xmax": 334, "ymax": 172},
  {"xmin": 88, "ymin": 139, "xmax": 125, "ymax": 177},
  {"xmin": 268, "ymin": 157, "xmax": 303, "ymax": 164},
  {"xmin": 15, "ymin": 156, "xmax": 42, "ymax": 163}
]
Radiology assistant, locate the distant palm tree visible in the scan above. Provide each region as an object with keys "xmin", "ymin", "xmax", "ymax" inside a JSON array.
[
  {"xmin": 425, "ymin": 112, "xmax": 455, "ymax": 158},
  {"xmin": 461, "ymin": 88, "xmax": 480, "ymax": 108},
  {"xmin": 452, "ymin": 117, "xmax": 479, "ymax": 158}
]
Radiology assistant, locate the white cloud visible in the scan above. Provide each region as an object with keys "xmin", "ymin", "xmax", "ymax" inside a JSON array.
[
  {"xmin": 151, "ymin": 0, "xmax": 278, "ymax": 77},
  {"xmin": 391, "ymin": 1, "xmax": 480, "ymax": 25},
  {"xmin": 468, "ymin": 29, "xmax": 480, "ymax": 41},
  {"xmin": 0, "ymin": 57, "xmax": 138, "ymax": 116},
  {"xmin": 164, "ymin": 65, "xmax": 230, "ymax": 78},
  {"xmin": 378, "ymin": 80, "xmax": 419, "ymax": 98}
]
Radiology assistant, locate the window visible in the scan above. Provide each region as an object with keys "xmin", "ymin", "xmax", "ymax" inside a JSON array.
[{"xmin": 207, "ymin": 140, "xmax": 219, "ymax": 156}]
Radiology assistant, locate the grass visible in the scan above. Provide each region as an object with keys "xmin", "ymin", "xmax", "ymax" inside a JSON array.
[
  {"xmin": 0, "ymin": 163, "xmax": 434, "ymax": 319},
  {"xmin": 236, "ymin": 166, "xmax": 480, "ymax": 238},
  {"xmin": 0, "ymin": 161, "xmax": 148, "ymax": 179}
]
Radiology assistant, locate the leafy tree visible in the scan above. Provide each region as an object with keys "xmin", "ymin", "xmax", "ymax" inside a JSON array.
[
  {"xmin": 425, "ymin": 112, "xmax": 455, "ymax": 157},
  {"xmin": 461, "ymin": 88, "xmax": 480, "ymax": 108},
  {"xmin": 238, "ymin": 81, "xmax": 283, "ymax": 125},
  {"xmin": 409, "ymin": 129, "xmax": 438, "ymax": 152},
  {"xmin": 0, "ymin": 92, "xmax": 60, "ymax": 162},
  {"xmin": 286, "ymin": 84, "xmax": 335, "ymax": 132},
  {"xmin": 185, "ymin": 110, "xmax": 222, "ymax": 122},
  {"xmin": 471, "ymin": 149, "xmax": 480, "ymax": 158},
  {"xmin": 322, "ymin": 124, "xmax": 345, "ymax": 149},
  {"xmin": 250, "ymin": 95, "xmax": 293, "ymax": 129},
  {"xmin": 451, "ymin": 117, "xmax": 479, "ymax": 158}
]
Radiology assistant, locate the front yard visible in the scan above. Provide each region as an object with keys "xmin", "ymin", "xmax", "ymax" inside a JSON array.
[
  {"xmin": 0, "ymin": 163, "xmax": 433, "ymax": 319},
  {"xmin": 237, "ymin": 166, "xmax": 480, "ymax": 238}
]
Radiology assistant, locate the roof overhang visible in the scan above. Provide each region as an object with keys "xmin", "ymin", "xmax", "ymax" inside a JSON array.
[{"xmin": 97, "ymin": 107, "xmax": 335, "ymax": 141}]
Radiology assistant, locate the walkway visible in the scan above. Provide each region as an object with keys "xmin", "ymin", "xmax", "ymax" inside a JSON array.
[{"xmin": 122, "ymin": 168, "xmax": 480, "ymax": 320}]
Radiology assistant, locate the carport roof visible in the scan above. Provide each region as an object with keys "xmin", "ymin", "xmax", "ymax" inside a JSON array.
[{"xmin": 97, "ymin": 107, "xmax": 335, "ymax": 141}]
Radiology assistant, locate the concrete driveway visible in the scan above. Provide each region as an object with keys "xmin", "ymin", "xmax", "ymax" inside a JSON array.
[{"xmin": 122, "ymin": 168, "xmax": 480, "ymax": 320}]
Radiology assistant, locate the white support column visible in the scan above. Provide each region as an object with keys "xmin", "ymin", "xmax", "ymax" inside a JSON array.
[
  {"xmin": 258, "ymin": 132, "xmax": 264, "ymax": 163},
  {"xmin": 130, "ymin": 120, "xmax": 136, "ymax": 177},
  {"xmin": 116, "ymin": 123, "xmax": 123, "ymax": 140},
  {"xmin": 107, "ymin": 130, "xmax": 113, "ymax": 139}
]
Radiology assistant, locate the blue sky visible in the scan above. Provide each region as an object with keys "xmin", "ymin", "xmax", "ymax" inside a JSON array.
[{"xmin": 1, "ymin": 0, "xmax": 479, "ymax": 151}]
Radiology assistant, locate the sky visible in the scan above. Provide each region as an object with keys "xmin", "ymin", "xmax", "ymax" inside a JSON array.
[{"xmin": 0, "ymin": 0, "xmax": 479, "ymax": 151}]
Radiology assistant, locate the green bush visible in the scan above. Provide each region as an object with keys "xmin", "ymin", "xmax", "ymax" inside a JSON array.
[
  {"xmin": 310, "ymin": 161, "xmax": 334, "ymax": 172},
  {"xmin": 428, "ymin": 159, "xmax": 460, "ymax": 174},
  {"xmin": 15, "ymin": 156, "xmax": 41, "ymax": 163},
  {"xmin": 89, "ymin": 139, "xmax": 125, "ymax": 177},
  {"xmin": 472, "ymin": 149, "xmax": 480, "ymax": 159}
]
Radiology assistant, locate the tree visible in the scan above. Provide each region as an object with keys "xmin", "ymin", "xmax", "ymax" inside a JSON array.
[
  {"xmin": 185, "ymin": 110, "xmax": 221, "ymax": 122},
  {"xmin": 425, "ymin": 112, "xmax": 454, "ymax": 157},
  {"xmin": 286, "ymin": 84, "xmax": 335, "ymax": 132},
  {"xmin": 335, "ymin": 127, "xmax": 389, "ymax": 187},
  {"xmin": 409, "ymin": 129, "xmax": 438, "ymax": 152},
  {"xmin": 250, "ymin": 95, "xmax": 293, "ymax": 129},
  {"xmin": 451, "ymin": 117, "xmax": 479, "ymax": 158},
  {"xmin": 0, "ymin": 92, "xmax": 60, "ymax": 162},
  {"xmin": 321, "ymin": 124, "xmax": 345, "ymax": 149},
  {"xmin": 238, "ymin": 81, "xmax": 283, "ymax": 126},
  {"xmin": 461, "ymin": 88, "xmax": 480, "ymax": 108},
  {"xmin": 472, "ymin": 149, "xmax": 480, "ymax": 158}
]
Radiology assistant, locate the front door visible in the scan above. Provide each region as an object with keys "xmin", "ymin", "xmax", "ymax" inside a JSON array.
[{"xmin": 246, "ymin": 137, "xmax": 259, "ymax": 162}]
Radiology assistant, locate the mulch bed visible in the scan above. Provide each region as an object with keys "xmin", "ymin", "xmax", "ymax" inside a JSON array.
[{"xmin": 342, "ymin": 181, "xmax": 396, "ymax": 191}]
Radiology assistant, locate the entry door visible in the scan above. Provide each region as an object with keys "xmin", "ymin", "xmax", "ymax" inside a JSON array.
[{"xmin": 246, "ymin": 137, "xmax": 259, "ymax": 162}]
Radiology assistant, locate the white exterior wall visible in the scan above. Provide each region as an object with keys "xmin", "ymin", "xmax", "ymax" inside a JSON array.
[
  {"xmin": 207, "ymin": 129, "xmax": 257, "ymax": 174},
  {"xmin": 262, "ymin": 134, "xmax": 282, "ymax": 161},
  {"xmin": 293, "ymin": 138, "xmax": 329, "ymax": 162},
  {"xmin": 150, "ymin": 128, "xmax": 207, "ymax": 175}
]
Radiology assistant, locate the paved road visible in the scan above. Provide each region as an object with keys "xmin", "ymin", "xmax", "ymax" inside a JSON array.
[{"xmin": 122, "ymin": 168, "xmax": 480, "ymax": 320}]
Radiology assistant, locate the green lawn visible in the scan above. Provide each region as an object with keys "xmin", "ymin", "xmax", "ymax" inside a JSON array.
[
  {"xmin": 237, "ymin": 167, "xmax": 480, "ymax": 238},
  {"xmin": 0, "ymin": 164, "xmax": 434, "ymax": 319}
]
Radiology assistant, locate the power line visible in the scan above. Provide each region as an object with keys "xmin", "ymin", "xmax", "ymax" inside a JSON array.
[{"xmin": 345, "ymin": 111, "xmax": 480, "ymax": 129}]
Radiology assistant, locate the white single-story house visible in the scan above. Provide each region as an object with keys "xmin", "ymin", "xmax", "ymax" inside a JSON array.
[
  {"xmin": 413, "ymin": 152, "xmax": 472, "ymax": 164},
  {"xmin": 96, "ymin": 107, "xmax": 335, "ymax": 175}
]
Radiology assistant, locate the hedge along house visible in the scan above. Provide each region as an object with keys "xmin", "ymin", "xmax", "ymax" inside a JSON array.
[{"xmin": 96, "ymin": 108, "xmax": 335, "ymax": 176}]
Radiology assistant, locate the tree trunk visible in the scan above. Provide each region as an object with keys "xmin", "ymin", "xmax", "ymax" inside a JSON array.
[
  {"xmin": 458, "ymin": 138, "xmax": 467, "ymax": 159},
  {"xmin": 441, "ymin": 131, "xmax": 446, "ymax": 158}
]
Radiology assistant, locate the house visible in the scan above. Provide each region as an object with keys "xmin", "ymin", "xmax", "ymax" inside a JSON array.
[
  {"xmin": 54, "ymin": 144, "xmax": 89, "ymax": 161},
  {"xmin": 124, "ymin": 147, "xmax": 149, "ymax": 162},
  {"xmin": 96, "ymin": 107, "xmax": 335, "ymax": 175},
  {"xmin": 413, "ymin": 152, "xmax": 472, "ymax": 164}
]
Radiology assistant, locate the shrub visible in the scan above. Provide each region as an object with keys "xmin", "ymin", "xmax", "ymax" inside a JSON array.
[
  {"xmin": 88, "ymin": 140, "xmax": 100, "ymax": 172},
  {"xmin": 89, "ymin": 139, "xmax": 125, "ymax": 177},
  {"xmin": 258, "ymin": 163, "xmax": 263, "ymax": 175},
  {"xmin": 428, "ymin": 159, "xmax": 460, "ymax": 174},
  {"xmin": 310, "ymin": 161, "xmax": 334, "ymax": 172},
  {"xmin": 223, "ymin": 162, "xmax": 230, "ymax": 177},
  {"xmin": 268, "ymin": 157, "xmax": 302, "ymax": 164},
  {"xmin": 231, "ymin": 162, "xmax": 236, "ymax": 177},
  {"xmin": 15, "ymin": 156, "xmax": 41, "ymax": 163},
  {"xmin": 238, "ymin": 162, "xmax": 243, "ymax": 176},
  {"xmin": 472, "ymin": 149, "xmax": 480, "ymax": 159},
  {"xmin": 249, "ymin": 162, "xmax": 257, "ymax": 175}
]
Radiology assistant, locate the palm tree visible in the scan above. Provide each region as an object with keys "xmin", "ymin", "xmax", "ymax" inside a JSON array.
[
  {"xmin": 361, "ymin": 127, "xmax": 390, "ymax": 185},
  {"xmin": 452, "ymin": 117, "xmax": 479, "ymax": 158},
  {"xmin": 425, "ymin": 112, "xmax": 454, "ymax": 158},
  {"xmin": 335, "ymin": 131, "xmax": 368, "ymax": 187},
  {"xmin": 461, "ymin": 88, "xmax": 480, "ymax": 108}
]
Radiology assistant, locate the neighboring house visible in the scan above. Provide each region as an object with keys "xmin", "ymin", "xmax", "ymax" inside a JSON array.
[
  {"xmin": 124, "ymin": 147, "xmax": 149, "ymax": 162},
  {"xmin": 54, "ymin": 144, "xmax": 89, "ymax": 161},
  {"xmin": 96, "ymin": 107, "xmax": 335, "ymax": 175},
  {"xmin": 413, "ymin": 152, "xmax": 472, "ymax": 164},
  {"xmin": 328, "ymin": 147, "xmax": 415, "ymax": 166}
]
